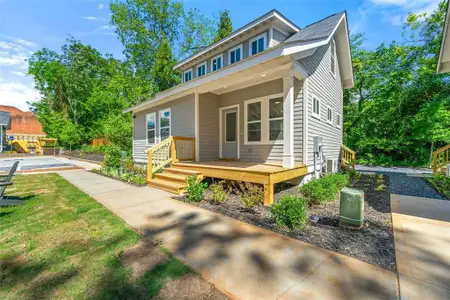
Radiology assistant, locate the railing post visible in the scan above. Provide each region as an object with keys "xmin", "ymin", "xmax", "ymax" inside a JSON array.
[
  {"xmin": 147, "ymin": 150, "xmax": 153, "ymax": 181},
  {"xmin": 433, "ymin": 152, "xmax": 437, "ymax": 175},
  {"xmin": 171, "ymin": 138, "xmax": 177, "ymax": 163}
]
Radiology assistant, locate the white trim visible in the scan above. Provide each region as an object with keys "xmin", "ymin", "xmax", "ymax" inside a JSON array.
[
  {"xmin": 196, "ymin": 61, "xmax": 207, "ymax": 77},
  {"xmin": 437, "ymin": 3, "xmax": 450, "ymax": 73},
  {"xmin": 219, "ymin": 104, "xmax": 240, "ymax": 159},
  {"xmin": 195, "ymin": 91, "xmax": 199, "ymax": 161},
  {"xmin": 183, "ymin": 68, "xmax": 193, "ymax": 83},
  {"xmin": 312, "ymin": 94, "xmax": 321, "ymax": 120},
  {"xmin": 210, "ymin": 54, "xmax": 223, "ymax": 72},
  {"xmin": 159, "ymin": 108, "xmax": 171, "ymax": 142},
  {"xmin": 326, "ymin": 105, "xmax": 333, "ymax": 125},
  {"xmin": 273, "ymin": 25, "xmax": 289, "ymax": 37},
  {"xmin": 243, "ymin": 92, "xmax": 284, "ymax": 145},
  {"xmin": 145, "ymin": 112, "xmax": 156, "ymax": 145},
  {"xmin": 330, "ymin": 38, "xmax": 337, "ymax": 78},
  {"xmin": 248, "ymin": 32, "xmax": 268, "ymax": 56},
  {"xmin": 282, "ymin": 69, "xmax": 294, "ymax": 168},
  {"xmin": 303, "ymin": 78, "xmax": 309, "ymax": 164},
  {"xmin": 228, "ymin": 43, "xmax": 244, "ymax": 65},
  {"xmin": 268, "ymin": 27, "xmax": 274, "ymax": 47}
]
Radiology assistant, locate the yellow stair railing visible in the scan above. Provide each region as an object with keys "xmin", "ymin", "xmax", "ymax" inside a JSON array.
[
  {"xmin": 433, "ymin": 144, "xmax": 450, "ymax": 175},
  {"xmin": 341, "ymin": 145, "xmax": 356, "ymax": 170},
  {"xmin": 145, "ymin": 136, "xmax": 195, "ymax": 181}
]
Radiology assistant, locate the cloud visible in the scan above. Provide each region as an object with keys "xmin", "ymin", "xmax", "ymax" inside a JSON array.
[
  {"xmin": 97, "ymin": 4, "xmax": 105, "ymax": 10},
  {"xmin": 11, "ymin": 71, "xmax": 26, "ymax": 77},
  {"xmin": 349, "ymin": 7, "xmax": 371, "ymax": 33},
  {"xmin": 0, "ymin": 36, "xmax": 35, "ymax": 68},
  {"xmin": 82, "ymin": 16, "xmax": 106, "ymax": 21},
  {"xmin": 0, "ymin": 80, "xmax": 40, "ymax": 111},
  {"xmin": 74, "ymin": 25, "xmax": 116, "ymax": 37}
]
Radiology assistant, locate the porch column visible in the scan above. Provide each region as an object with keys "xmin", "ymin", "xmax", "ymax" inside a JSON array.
[
  {"xmin": 194, "ymin": 90, "xmax": 200, "ymax": 161},
  {"xmin": 282, "ymin": 67, "xmax": 295, "ymax": 168}
]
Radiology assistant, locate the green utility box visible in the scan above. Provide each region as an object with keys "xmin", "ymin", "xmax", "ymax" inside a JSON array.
[{"xmin": 339, "ymin": 187, "xmax": 364, "ymax": 227}]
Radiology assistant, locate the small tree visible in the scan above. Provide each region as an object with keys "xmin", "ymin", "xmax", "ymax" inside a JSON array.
[{"xmin": 213, "ymin": 10, "xmax": 233, "ymax": 43}]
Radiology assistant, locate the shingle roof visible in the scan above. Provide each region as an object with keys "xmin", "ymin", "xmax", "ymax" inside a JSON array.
[
  {"xmin": 285, "ymin": 11, "xmax": 346, "ymax": 43},
  {"xmin": 0, "ymin": 111, "xmax": 11, "ymax": 129}
]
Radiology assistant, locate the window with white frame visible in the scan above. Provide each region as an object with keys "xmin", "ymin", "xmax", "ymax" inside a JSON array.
[
  {"xmin": 327, "ymin": 106, "xmax": 332, "ymax": 124},
  {"xmin": 249, "ymin": 33, "xmax": 267, "ymax": 56},
  {"xmin": 183, "ymin": 69, "xmax": 192, "ymax": 82},
  {"xmin": 331, "ymin": 38, "xmax": 336, "ymax": 77},
  {"xmin": 159, "ymin": 108, "xmax": 171, "ymax": 141},
  {"xmin": 196, "ymin": 62, "xmax": 206, "ymax": 77},
  {"xmin": 337, "ymin": 114, "xmax": 341, "ymax": 128},
  {"xmin": 244, "ymin": 93, "xmax": 284, "ymax": 144},
  {"xmin": 146, "ymin": 112, "xmax": 156, "ymax": 144},
  {"xmin": 228, "ymin": 44, "xmax": 243, "ymax": 65},
  {"xmin": 312, "ymin": 95, "xmax": 320, "ymax": 119},
  {"xmin": 211, "ymin": 54, "xmax": 222, "ymax": 72}
]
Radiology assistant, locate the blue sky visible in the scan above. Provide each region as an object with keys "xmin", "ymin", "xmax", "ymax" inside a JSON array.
[{"xmin": 0, "ymin": 0, "xmax": 442, "ymax": 111}]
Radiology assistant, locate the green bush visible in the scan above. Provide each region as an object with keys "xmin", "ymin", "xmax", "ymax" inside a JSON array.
[
  {"xmin": 426, "ymin": 175, "xmax": 450, "ymax": 199},
  {"xmin": 271, "ymin": 195, "xmax": 308, "ymax": 231},
  {"xmin": 209, "ymin": 181, "xmax": 231, "ymax": 204},
  {"xmin": 237, "ymin": 182, "xmax": 264, "ymax": 208},
  {"xmin": 300, "ymin": 173, "xmax": 349, "ymax": 205},
  {"xmin": 130, "ymin": 174, "xmax": 146, "ymax": 185},
  {"xmin": 186, "ymin": 175, "xmax": 208, "ymax": 202},
  {"xmin": 103, "ymin": 144, "xmax": 122, "ymax": 169}
]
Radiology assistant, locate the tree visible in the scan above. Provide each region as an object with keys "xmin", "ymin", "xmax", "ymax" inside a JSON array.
[{"xmin": 213, "ymin": 10, "xmax": 233, "ymax": 43}]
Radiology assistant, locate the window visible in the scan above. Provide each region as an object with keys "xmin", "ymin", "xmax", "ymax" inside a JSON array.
[
  {"xmin": 183, "ymin": 69, "xmax": 192, "ymax": 82},
  {"xmin": 146, "ymin": 112, "xmax": 156, "ymax": 144},
  {"xmin": 211, "ymin": 54, "xmax": 222, "ymax": 72},
  {"xmin": 159, "ymin": 108, "xmax": 171, "ymax": 141},
  {"xmin": 197, "ymin": 62, "xmax": 206, "ymax": 77},
  {"xmin": 249, "ymin": 33, "xmax": 267, "ymax": 56},
  {"xmin": 327, "ymin": 106, "xmax": 332, "ymax": 124},
  {"xmin": 331, "ymin": 38, "xmax": 336, "ymax": 77},
  {"xmin": 312, "ymin": 95, "xmax": 320, "ymax": 119},
  {"xmin": 337, "ymin": 114, "xmax": 341, "ymax": 128},
  {"xmin": 225, "ymin": 112, "xmax": 237, "ymax": 142},
  {"xmin": 228, "ymin": 44, "xmax": 243, "ymax": 65},
  {"xmin": 247, "ymin": 101, "xmax": 262, "ymax": 142},
  {"xmin": 269, "ymin": 97, "xmax": 283, "ymax": 141}
]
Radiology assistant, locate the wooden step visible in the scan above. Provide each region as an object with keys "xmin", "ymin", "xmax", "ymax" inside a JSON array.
[
  {"xmin": 147, "ymin": 178, "xmax": 186, "ymax": 195},
  {"xmin": 154, "ymin": 172, "xmax": 188, "ymax": 184},
  {"xmin": 164, "ymin": 167, "xmax": 202, "ymax": 176}
]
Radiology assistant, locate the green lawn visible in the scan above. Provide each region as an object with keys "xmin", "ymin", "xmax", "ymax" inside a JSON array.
[{"xmin": 0, "ymin": 174, "xmax": 203, "ymax": 299}]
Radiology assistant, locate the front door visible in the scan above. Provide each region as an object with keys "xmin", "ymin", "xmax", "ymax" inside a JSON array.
[{"xmin": 221, "ymin": 107, "xmax": 238, "ymax": 159}]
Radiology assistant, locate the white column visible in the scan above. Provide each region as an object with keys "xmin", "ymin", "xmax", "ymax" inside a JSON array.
[
  {"xmin": 282, "ymin": 67, "xmax": 295, "ymax": 168},
  {"xmin": 194, "ymin": 90, "xmax": 200, "ymax": 161}
]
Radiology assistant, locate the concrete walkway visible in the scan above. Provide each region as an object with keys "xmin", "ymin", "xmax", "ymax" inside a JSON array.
[
  {"xmin": 391, "ymin": 194, "xmax": 450, "ymax": 299},
  {"xmin": 58, "ymin": 169, "xmax": 398, "ymax": 300}
]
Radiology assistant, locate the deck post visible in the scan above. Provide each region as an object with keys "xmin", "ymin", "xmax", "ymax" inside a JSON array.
[
  {"xmin": 194, "ymin": 90, "xmax": 199, "ymax": 162},
  {"xmin": 282, "ymin": 67, "xmax": 295, "ymax": 168},
  {"xmin": 147, "ymin": 151, "xmax": 153, "ymax": 181},
  {"xmin": 264, "ymin": 183, "xmax": 274, "ymax": 206}
]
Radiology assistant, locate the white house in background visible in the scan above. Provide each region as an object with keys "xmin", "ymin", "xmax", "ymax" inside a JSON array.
[{"xmin": 438, "ymin": 0, "xmax": 450, "ymax": 73}]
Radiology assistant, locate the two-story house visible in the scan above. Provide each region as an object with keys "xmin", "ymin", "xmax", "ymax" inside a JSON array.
[{"xmin": 123, "ymin": 9, "xmax": 354, "ymax": 205}]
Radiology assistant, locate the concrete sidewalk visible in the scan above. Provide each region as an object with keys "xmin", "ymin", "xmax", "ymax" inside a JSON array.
[{"xmin": 58, "ymin": 169, "xmax": 398, "ymax": 300}]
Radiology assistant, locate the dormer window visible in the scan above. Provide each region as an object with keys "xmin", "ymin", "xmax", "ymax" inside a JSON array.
[
  {"xmin": 183, "ymin": 69, "xmax": 192, "ymax": 82},
  {"xmin": 229, "ymin": 44, "xmax": 243, "ymax": 65},
  {"xmin": 211, "ymin": 54, "xmax": 222, "ymax": 72},
  {"xmin": 197, "ymin": 62, "xmax": 207, "ymax": 77},
  {"xmin": 249, "ymin": 33, "xmax": 267, "ymax": 56}
]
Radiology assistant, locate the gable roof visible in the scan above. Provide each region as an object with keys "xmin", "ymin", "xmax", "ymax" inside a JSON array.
[
  {"xmin": 0, "ymin": 111, "xmax": 11, "ymax": 129},
  {"xmin": 437, "ymin": 0, "xmax": 450, "ymax": 73}
]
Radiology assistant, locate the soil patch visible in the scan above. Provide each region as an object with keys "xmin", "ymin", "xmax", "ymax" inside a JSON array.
[
  {"xmin": 183, "ymin": 174, "xmax": 396, "ymax": 272},
  {"xmin": 63, "ymin": 150, "xmax": 104, "ymax": 163}
]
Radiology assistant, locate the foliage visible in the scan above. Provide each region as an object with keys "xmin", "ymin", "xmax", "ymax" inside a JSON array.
[
  {"xmin": 344, "ymin": 1, "xmax": 450, "ymax": 166},
  {"xmin": 300, "ymin": 173, "xmax": 349, "ymax": 205},
  {"xmin": 425, "ymin": 175, "xmax": 450, "ymax": 199},
  {"xmin": 79, "ymin": 144, "xmax": 107, "ymax": 154},
  {"xmin": 186, "ymin": 175, "xmax": 208, "ymax": 201},
  {"xmin": 237, "ymin": 182, "xmax": 264, "ymax": 208},
  {"xmin": 209, "ymin": 180, "xmax": 231, "ymax": 204},
  {"xmin": 213, "ymin": 10, "xmax": 233, "ymax": 43},
  {"xmin": 103, "ymin": 114, "xmax": 133, "ymax": 151},
  {"xmin": 271, "ymin": 195, "xmax": 308, "ymax": 231},
  {"xmin": 103, "ymin": 144, "xmax": 122, "ymax": 169}
]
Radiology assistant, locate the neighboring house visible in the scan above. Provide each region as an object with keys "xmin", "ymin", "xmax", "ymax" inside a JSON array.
[
  {"xmin": 438, "ymin": 0, "xmax": 450, "ymax": 73},
  {"xmin": 0, "ymin": 112, "xmax": 11, "ymax": 152},
  {"xmin": 123, "ymin": 9, "xmax": 354, "ymax": 202}
]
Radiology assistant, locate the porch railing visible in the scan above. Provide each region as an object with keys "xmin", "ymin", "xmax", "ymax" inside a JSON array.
[
  {"xmin": 341, "ymin": 145, "xmax": 356, "ymax": 170},
  {"xmin": 145, "ymin": 136, "xmax": 195, "ymax": 181},
  {"xmin": 433, "ymin": 144, "xmax": 450, "ymax": 175}
]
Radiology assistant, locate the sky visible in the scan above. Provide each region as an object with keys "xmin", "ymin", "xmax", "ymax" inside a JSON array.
[{"xmin": 0, "ymin": 0, "xmax": 443, "ymax": 111}]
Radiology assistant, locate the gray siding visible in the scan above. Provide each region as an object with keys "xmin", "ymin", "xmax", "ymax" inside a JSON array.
[
  {"xmin": 298, "ymin": 39, "xmax": 343, "ymax": 166},
  {"xmin": 293, "ymin": 78, "xmax": 304, "ymax": 163},
  {"xmin": 272, "ymin": 28, "xmax": 289, "ymax": 46},
  {"xmin": 198, "ymin": 93, "xmax": 220, "ymax": 161},
  {"xmin": 133, "ymin": 94, "xmax": 195, "ymax": 162}
]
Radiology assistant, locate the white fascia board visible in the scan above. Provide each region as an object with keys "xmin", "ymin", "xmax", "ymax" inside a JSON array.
[{"xmin": 437, "ymin": 3, "xmax": 450, "ymax": 73}]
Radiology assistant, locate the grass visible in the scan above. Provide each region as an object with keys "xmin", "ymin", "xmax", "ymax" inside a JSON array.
[
  {"xmin": 0, "ymin": 174, "xmax": 194, "ymax": 299},
  {"xmin": 425, "ymin": 175, "xmax": 450, "ymax": 200}
]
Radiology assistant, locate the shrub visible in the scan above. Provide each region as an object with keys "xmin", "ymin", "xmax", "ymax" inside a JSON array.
[
  {"xmin": 426, "ymin": 175, "xmax": 450, "ymax": 199},
  {"xmin": 209, "ymin": 181, "xmax": 231, "ymax": 204},
  {"xmin": 300, "ymin": 173, "xmax": 349, "ymax": 205},
  {"xmin": 186, "ymin": 175, "xmax": 208, "ymax": 202},
  {"xmin": 130, "ymin": 175, "xmax": 146, "ymax": 185},
  {"xmin": 103, "ymin": 144, "xmax": 122, "ymax": 169},
  {"xmin": 237, "ymin": 182, "xmax": 264, "ymax": 208},
  {"xmin": 271, "ymin": 195, "xmax": 308, "ymax": 231}
]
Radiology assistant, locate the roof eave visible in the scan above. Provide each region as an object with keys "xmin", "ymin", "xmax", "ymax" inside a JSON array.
[{"xmin": 437, "ymin": 1, "xmax": 450, "ymax": 73}]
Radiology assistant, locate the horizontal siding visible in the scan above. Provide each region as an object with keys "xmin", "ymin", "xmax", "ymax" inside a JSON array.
[
  {"xmin": 199, "ymin": 93, "xmax": 220, "ymax": 161},
  {"xmin": 272, "ymin": 28, "xmax": 288, "ymax": 46},
  {"xmin": 293, "ymin": 78, "xmax": 304, "ymax": 164}
]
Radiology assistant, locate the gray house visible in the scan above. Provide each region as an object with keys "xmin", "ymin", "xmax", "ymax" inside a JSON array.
[
  {"xmin": 124, "ymin": 10, "xmax": 354, "ymax": 204},
  {"xmin": 0, "ymin": 111, "xmax": 11, "ymax": 153}
]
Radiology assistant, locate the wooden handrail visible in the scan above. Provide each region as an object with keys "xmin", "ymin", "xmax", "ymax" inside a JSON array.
[
  {"xmin": 433, "ymin": 144, "xmax": 450, "ymax": 175},
  {"xmin": 341, "ymin": 145, "xmax": 356, "ymax": 170}
]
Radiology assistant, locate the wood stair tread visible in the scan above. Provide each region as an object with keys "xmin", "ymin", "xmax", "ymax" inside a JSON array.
[
  {"xmin": 165, "ymin": 167, "xmax": 202, "ymax": 176},
  {"xmin": 154, "ymin": 172, "xmax": 187, "ymax": 183},
  {"xmin": 147, "ymin": 178, "xmax": 186, "ymax": 194}
]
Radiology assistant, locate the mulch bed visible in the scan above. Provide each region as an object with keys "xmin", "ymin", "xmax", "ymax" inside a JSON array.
[
  {"xmin": 181, "ymin": 174, "xmax": 396, "ymax": 272},
  {"xmin": 63, "ymin": 150, "xmax": 104, "ymax": 163}
]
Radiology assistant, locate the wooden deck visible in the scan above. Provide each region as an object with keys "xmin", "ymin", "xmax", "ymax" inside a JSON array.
[{"xmin": 171, "ymin": 160, "xmax": 308, "ymax": 205}]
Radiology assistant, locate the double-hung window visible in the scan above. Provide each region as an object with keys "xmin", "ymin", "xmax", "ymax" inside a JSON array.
[
  {"xmin": 269, "ymin": 97, "xmax": 283, "ymax": 140},
  {"xmin": 183, "ymin": 69, "xmax": 192, "ymax": 82},
  {"xmin": 197, "ymin": 62, "xmax": 206, "ymax": 77},
  {"xmin": 249, "ymin": 33, "xmax": 267, "ymax": 56},
  {"xmin": 246, "ymin": 101, "xmax": 262, "ymax": 142},
  {"xmin": 159, "ymin": 108, "xmax": 171, "ymax": 141},
  {"xmin": 211, "ymin": 54, "xmax": 222, "ymax": 72},
  {"xmin": 312, "ymin": 95, "xmax": 321, "ymax": 119},
  {"xmin": 146, "ymin": 112, "xmax": 156, "ymax": 144},
  {"xmin": 228, "ymin": 44, "xmax": 243, "ymax": 65},
  {"xmin": 326, "ymin": 106, "xmax": 332, "ymax": 124},
  {"xmin": 331, "ymin": 38, "xmax": 336, "ymax": 77}
]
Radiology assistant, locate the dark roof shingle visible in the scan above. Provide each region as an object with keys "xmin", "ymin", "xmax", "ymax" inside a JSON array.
[{"xmin": 0, "ymin": 111, "xmax": 11, "ymax": 129}]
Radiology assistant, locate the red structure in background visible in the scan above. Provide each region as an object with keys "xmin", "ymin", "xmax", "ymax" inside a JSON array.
[{"xmin": 0, "ymin": 105, "xmax": 45, "ymax": 136}]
